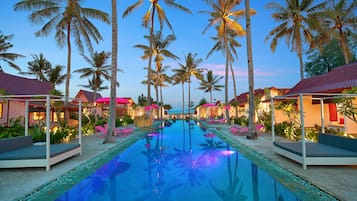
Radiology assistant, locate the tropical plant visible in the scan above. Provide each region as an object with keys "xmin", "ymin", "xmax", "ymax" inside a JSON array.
[
  {"xmin": 14, "ymin": 0, "xmax": 110, "ymax": 110},
  {"xmin": 171, "ymin": 68, "xmax": 188, "ymax": 115},
  {"xmin": 202, "ymin": 0, "xmax": 254, "ymax": 124},
  {"xmin": 74, "ymin": 51, "xmax": 112, "ymax": 102},
  {"xmin": 175, "ymin": 53, "xmax": 204, "ymax": 118},
  {"xmin": 198, "ymin": 70, "xmax": 224, "ymax": 104},
  {"xmin": 304, "ymin": 38, "xmax": 352, "ymax": 77},
  {"xmin": 21, "ymin": 53, "xmax": 51, "ymax": 81},
  {"xmin": 0, "ymin": 32, "xmax": 24, "ymax": 71},
  {"xmin": 134, "ymin": 31, "xmax": 179, "ymax": 116},
  {"xmin": 334, "ymin": 87, "xmax": 357, "ymax": 123},
  {"xmin": 265, "ymin": 0, "xmax": 326, "ymax": 80},
  {"xmin": 313, "ymin": 0, "xmax": 357, "ymax": 64},
  {"xmin": 207, "ymin": 29, "xmax": 242, "ymax": 118},
  {"xmin": 104, "ymin": 0, "xmax": 118, "ymax": 144},
  {"xmin": 47, "ymin": 64, "xmax": 66, "ymax": 90},
  {"xmin": 123, "ymin": 0, "xmax": 191, "ymax": 106}
]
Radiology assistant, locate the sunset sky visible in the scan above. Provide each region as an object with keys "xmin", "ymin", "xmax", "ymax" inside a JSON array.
[{"xmin": 1, "ymin": 0, "xmax": 307, "ymax": 110}]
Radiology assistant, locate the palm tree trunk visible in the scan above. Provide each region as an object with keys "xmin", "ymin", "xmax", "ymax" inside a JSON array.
[
  {"xmin": 245, "ymin": 0, "xmax": 257, "ymax": 139},
  {"xmin": 224, "ymin": 25, "xmax": 230, "ymax": 124},
  {"xmin": 181, "ymin": 82, "xmax": 185, "ymax": 116},
  {"xmin": 339, "ymin": 28, "xmax": 350, "ymax": 64},
  {"xmin": 104, "ymin": 0, "xmax": 117, "ymax": 144},
  {"xmin": 188, "ymin": 77, "xmax": 191, "ymax": 119},
  {"xmin": 65, "ymin": 22, "xmax": 72, "ymax": 121},
  {"xmin": 230, "ymin": 62, "xmax": 238, "ymax": 118},
  {"xmin": 147, "ymin": 5, "xmax": 157, "ymax": 107},
  {"xmin": 298, "ymin": 48, "xmax": 304, "ymax": 80}
]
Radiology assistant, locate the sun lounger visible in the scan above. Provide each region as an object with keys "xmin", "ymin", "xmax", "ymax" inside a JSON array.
[
  {"xmin": 0, "ymin": 136, "xmax": 80, "ymax": 170},
  {"xmin": 273, "ymin": 133, "xmax": 357, "ymax": 169},
  {"xmin": 95, "ymin": 125, "xmax": 108, "ymax": 138},
  {"xmin": 115, "ymin": 126, "xmax": 135, "ymax": 135},
  {"xmin": 229, "ymin": 124, "xmax": 264, "ymax": 135}
]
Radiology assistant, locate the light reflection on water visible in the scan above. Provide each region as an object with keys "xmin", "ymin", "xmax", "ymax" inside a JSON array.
[{"xmin": 56, "ymin": 120, "xmax": 301, "ymax": 201}]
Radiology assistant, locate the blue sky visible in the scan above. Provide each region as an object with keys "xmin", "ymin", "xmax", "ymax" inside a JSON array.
[{"xmin": 1, "ymin": 0, "xmax": 302, "ymax": 110}]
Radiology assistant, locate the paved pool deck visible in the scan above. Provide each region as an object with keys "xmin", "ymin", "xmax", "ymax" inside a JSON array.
[{"xmin": 0, "ymin": 123, "xmax": 356, "ymax": 201}]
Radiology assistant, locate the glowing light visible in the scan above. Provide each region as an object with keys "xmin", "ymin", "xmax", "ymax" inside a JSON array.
[{"xmin": 220, "ymin": 150, "xmax": 235, "ymax": 156}]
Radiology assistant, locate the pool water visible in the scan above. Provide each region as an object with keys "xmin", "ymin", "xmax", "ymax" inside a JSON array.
[{"xmin": 56, "ymin": 120, "xmax": 301, "ymax": 201}]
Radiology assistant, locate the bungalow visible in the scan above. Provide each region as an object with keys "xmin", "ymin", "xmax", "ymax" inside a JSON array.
[
  {"xmin": 274, "ymin": 62, "xmax": 357, "ymax": 134},
  {"xmin": 74, "ymin": 89, "xmax": 102, "ymax": 115},
  {"xmin": 228, "ymin": 87, "xmax": 289, "ymax": 119},
  {"xmin": 0, "ymin": 71, "xmax": 52, "ymax": 126}
]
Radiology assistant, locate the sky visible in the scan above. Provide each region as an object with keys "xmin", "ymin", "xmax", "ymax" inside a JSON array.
[{"xmin": 0, "ymin": 0, "xmax": 303, "ymax": 110}]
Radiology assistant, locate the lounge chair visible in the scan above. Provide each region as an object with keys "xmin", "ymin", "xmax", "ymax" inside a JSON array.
[
  {"xmin": 273, "ymin": 133, "xmax": 357, "ymax": 169},
  {"xmin": 115, "ymin": 126, "xmax": 135, "ymax": 135},
  {"xmin": 229, "ymin": 124, "xmax": 265, "ymax": 135},
  {"xmin": 95, "ymin": 125, "xmax": 108, "ymax": 138}
]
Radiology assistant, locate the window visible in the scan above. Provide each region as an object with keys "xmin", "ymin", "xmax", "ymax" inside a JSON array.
[
  {"xmin": 0, "ymin": 102, "xmax": 3, "ymax": 118},
  {"xmin": 328, "ymin": 103, "xmax": 338, "ymax": 121},
  {"xmin": 33, "ymin": 112, "xmax": 45, "ymax": 120}
]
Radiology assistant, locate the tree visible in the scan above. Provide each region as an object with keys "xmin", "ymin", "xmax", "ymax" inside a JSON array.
[
  {"xmin": 202, "ymin": 0, "xmax": 254, "ymax": 123},
  {"xmin": 104, "ymin": 0, "xmax": 118, "ymax": 144},
  {"xmin": 176, "ymin": 53, "xmax": 204, "ymax": 119},
  {"xmin": 207, "ymin": 29, "xmax": 242, "ymax": 118},
  {"xmin": 304, "ymin": 38, "xmax": 351, "ymax": 77},
  {"xmin": 134, "ymin": 31, "xmax": 179, "ymax": 116},
  {"xmin": 21, "ymin": 53, "xmax": 51, "ymax": 81},
  {"xmin": 313, "ymin": 0, "xmax": 357, "ymax": 64},
  {"xmin": 171, "ymin": 71, "xmax": 188, "ymax": 115},
  {"xmin": 0, "ymin": 32, "xmax": 24, "ymax": 71},
  {"xmin": 74, "ymin": 51, "xmax": 112, "ymax": 102},
  {"xmin": 245, "ymin": 0, "xmax": 257, "ymax": 139},
  {"xmin": 265, "ymin": 0, "xmax": 326, "ymax": 80},
  {"xmin": 14, "ymin": 0, "xmax": 110, "ymax": 111},
  {"xmin": 123, "ymin": 0, "xmax": 191, "ymax": 106},
  {"xmin": 47, "ymin": 64, "xmax": 66, "ymax": 94},
  {"xmin": 198, "ymin": 70, "xmax": 224, "ymax": 104}
]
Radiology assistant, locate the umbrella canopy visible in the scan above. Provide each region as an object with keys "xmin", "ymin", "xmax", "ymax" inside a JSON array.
[
  {"xmin": 95, "ymin": 97, "xmax": 129, "ymax": 104},
  {"xmin": 144, "ymin": 103, "xmax": 158, "ymax": 111}
]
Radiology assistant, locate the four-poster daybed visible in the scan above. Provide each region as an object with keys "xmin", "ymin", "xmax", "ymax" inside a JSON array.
[
  {"xmin": 0, "ymin": 95, "xmax": 82, "ymax": 171},
  {"xmin": 271, "ymin": 93, "xmax": 357, "ymax": 170}
]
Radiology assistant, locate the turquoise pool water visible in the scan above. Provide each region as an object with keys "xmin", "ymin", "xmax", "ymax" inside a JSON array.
[{"xmin": 56, "ymin": 120, "xmax": 301, "ymax": 201}]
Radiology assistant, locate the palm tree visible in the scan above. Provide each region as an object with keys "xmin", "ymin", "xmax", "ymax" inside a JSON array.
[
  {"xmin": 171, "ymin": 71, "xmax": 188, "ymax": 115},
  {"xmin": 104, "ymin": 0, "xmax": 118, "ymax": 144},
  {"xmin": 152, "ymin": 66, "xmax": 172, "ymax": 118},
  {"xmin": 313, "ymin": 0, "xmax": 357, "ymax": 64},
  {"xmin": 14, "ymin": 0, "xmax": 110, "ymax": 110},
  {"xmin": 207, "ymin": 29, "xmax": 242, "ymax": 118},
  {"xmin": 202, "ymin": 0, "xmax": 254, "ymax": 123},
  {"xmin": 245, "ymin": 0, "xmax": 257, "ymax": 139},
  {"xmin": 0, "ymin": 32, "xmax": 24, "ymax": 71},
  {"xmin": 198, "ymin": 70, "xmax": 224, "ymax": 104},
  {"xmin": 21, "ymin": 53, "xmax": 51, "ymax": 81},
  {"xmin": 74, "ymin": 51, "xmax": 112, "ymax": 102},
  {"xmin": 135, "ymin": 31, "xmax": 179, "ymax": 115},
  {"xmin": 177, "ymin": 53, "xmax": 204, "ymax": 118},
  {"xmin": 47, "ymin": 64, "xmax": 66, "ymax": 93},
  {"xmin": 265, "ymin": 0, "xmax": 326, "ymax": 80},
  {"xmin": 123, "ymin": 0, "xmax": 191, "ymax": 106}
]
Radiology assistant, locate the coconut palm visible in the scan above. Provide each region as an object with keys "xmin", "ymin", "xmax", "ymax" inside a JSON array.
[
  {"xmin": 207, "ymin": 29, "xmax": 242, "ymax": 118},
  {"xmin": 135, "ymin": 31, "xmax": 179, "ymax": 112},
  {"xmin": 105, "ymin": 0, "xmax": 118, "ymax": 144},
  {"xmin": 152, "ymin": 66, "xmax": 172, "ymax": 118},
  {"xmin": 47, "ymin": 64, "xmax": 66, "ymax": 91},
  {"xmin": 176, "ymin": 53, "xmax": 204, "ymax": 118},
  {"xmin": 0, "ymin": 32, "xmax": 24, "ymax": 71},
  {"xmin": 202, "ymin": 0, "xmax": 255, "ymax": 123},
  {"xmin": 14, "ymin": 0, "xmax": 110, "ymax": 109},
  {"xmin": 265, "ymin": 0, "xmax": 326, "ymax": 80},
  {"xmin": 21, "ymin": 53, "xmax": 51, "ymax": 81},
  {"xmin": 171, "ymin": 71, "xmax": 188, "ymax": 115},
  {"xmin": 313, "ymin": 0, "xmax": 357, "ymax": 64},
  {"xmin": 123, "ymin": 0, "xmax": 191, "ymax": 106},
  {"xmin": 74, "ymin": 51, "xmax": 112, "ymax": 102},
  {"xmin": 198, "ymin": 70, "xmax": 224, "ymax": 104}
]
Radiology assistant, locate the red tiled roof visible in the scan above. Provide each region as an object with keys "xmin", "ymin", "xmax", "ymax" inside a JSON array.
[
  {"xmin": 287, "ymin": 62, "xmax": 357, "ymax": 94},
  {"xmin": 75, "ymin": 89, "xmax": 102, "ymax": 103},
  {"xmin": 0, "ymin": 71, "xmax": 52, "ymax": 95},
  {"xmin": 229, "ymin": 89, "xmax": 265, "ymax": 105}
]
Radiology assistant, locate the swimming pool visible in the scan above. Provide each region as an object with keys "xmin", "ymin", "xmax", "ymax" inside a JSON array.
[{"xmin": 55, "ymin": 120, "xmax": 301, "ymax": 201}]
